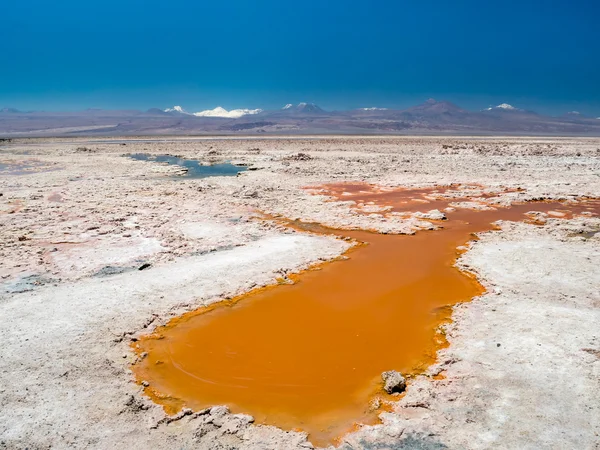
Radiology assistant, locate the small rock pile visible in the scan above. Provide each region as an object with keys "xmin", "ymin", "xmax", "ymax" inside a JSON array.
[{"xmin": 286, "ymin": 152, "xmax": 313, "ymax": 161}]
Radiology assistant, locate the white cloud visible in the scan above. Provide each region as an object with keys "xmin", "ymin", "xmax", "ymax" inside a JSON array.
[{"xmin": 360, "ymin": 107, "xmax": 388, "ymax": 111}]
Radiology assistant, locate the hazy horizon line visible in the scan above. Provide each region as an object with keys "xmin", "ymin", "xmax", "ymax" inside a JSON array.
[{"xmin": 2, "ymin": 98, "xmax": 599, "ymax": 117}]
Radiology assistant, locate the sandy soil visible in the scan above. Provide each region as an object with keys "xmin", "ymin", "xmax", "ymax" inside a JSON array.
[{"xmin": 1, "ymin": 136, "xmax": 599, "ymax": 449}]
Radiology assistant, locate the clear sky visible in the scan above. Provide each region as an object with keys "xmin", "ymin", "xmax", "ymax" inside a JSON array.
[{"xmin": 2, "ymin": 0, "xmax": 599, "ymax": 115}]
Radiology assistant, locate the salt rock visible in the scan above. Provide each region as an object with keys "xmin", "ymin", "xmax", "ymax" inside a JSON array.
[
  {"xmin": 381, "ymin": 370, "xmax": 406, "ymax": 394},
  {"xmin": 413, "ymin": 209, "xmax": 446, "ymax": 220}
]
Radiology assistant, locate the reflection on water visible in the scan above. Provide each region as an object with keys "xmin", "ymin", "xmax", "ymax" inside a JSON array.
[
  {"xmin": 0, "ymin": 160, "xmax": 53, "ymax": 175},
  {"xmin": 128, "ymin": 153, "xmax": 247, "ymax": 178}
]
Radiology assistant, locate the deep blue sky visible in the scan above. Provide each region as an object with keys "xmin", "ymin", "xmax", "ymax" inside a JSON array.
[{"xmin": 2, "ymin": 0, "xmax": 599, "ymax": 115}]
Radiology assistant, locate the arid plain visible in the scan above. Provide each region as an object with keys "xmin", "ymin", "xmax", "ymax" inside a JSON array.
[{"xmin": 1, "ymin": 136, "xmax": 599, "ymax": 450}]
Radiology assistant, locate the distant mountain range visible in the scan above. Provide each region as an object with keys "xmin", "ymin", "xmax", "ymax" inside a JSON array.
[
  {"xmin": 1, "ymin": 100, "xmax": 600, "ymax": 136},
  {"xmin": 163, "ymin": 105, "xmax": 264, "ymax": 118}
]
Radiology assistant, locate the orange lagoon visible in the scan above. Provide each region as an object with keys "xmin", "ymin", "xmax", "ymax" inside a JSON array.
[{"xmin": 132, "ymin": 184, "xmax": 599, "ymax": 446}]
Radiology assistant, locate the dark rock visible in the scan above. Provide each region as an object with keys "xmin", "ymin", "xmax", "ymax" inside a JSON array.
[{"xmin": 286, "ymin": 152, "xmax": 313, "ymax": 161}]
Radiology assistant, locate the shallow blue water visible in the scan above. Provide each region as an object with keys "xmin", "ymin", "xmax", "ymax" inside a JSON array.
[{"xmin": 129, "ymin": 153, "xmax": 247, "ymax": 178}]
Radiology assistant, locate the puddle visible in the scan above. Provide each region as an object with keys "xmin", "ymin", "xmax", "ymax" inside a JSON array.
[
  {"xmin": 132, "ymin": 184, "xmax": 600, "ymax": 446},
  {"xmin": 0, "ymin": 160, "xmax": 54, "ymax": 175},
  {"xmin": 310, "ymin": 182, "xmax": 525, "ymax": 215},
  {"xmin": 128, "ymin": 153, "xmax": 247, "ymax": 178}
]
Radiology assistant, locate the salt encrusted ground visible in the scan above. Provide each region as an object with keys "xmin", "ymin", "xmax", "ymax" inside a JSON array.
[{"xmin": 1, "ymin": 136, "xmax": 599, "ymax": 449}]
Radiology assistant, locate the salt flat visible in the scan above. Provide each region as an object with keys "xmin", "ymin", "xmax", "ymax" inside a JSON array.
[{"xmin": 0, "ymin": 136, "xmax": 599, "ymax": 449}]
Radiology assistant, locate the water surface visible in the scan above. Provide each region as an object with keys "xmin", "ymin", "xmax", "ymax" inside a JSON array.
[
  {"xmin": 129, "ymin": 153, "xmax": 247, "ymax": 178},
  {"xmin": 132, "ymin": 185, "xmax": 599, "ymax": 446}
]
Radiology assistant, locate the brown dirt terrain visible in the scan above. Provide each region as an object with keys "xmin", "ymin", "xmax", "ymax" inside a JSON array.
[{"xmin": 0, "ymin": 136, "xmax": 599, "ymax": 449}]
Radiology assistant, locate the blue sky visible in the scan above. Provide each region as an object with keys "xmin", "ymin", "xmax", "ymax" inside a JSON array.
[{"xmin": 1, "ymin": 0, "xmax": 599, "ymax": 115}]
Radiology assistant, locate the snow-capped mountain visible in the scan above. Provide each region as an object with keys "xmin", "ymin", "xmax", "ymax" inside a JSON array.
[
  {"xmin": 164, "ymin": 106, "xmax": 187, "ymax": 114},
  {"xmin": 163, "ymin": 106, "xmax": 262, "ymax": 118},
  {"xmin": 279, "ymin": 103, "xmax": 325, "ymax": 114},
  {"xmin": 5, "ymin": 99, "xmax": 600, "ymax": 136},
  {"xmin": 297, "ymin": 102, "xmax": 324, "ymax": 113},
  {"xmin": 193, "ymin": 107, "xmax": 263, "ymax": 119},
  {"xmin": 484, "ymin": 103, "xmax": 522, "ymax": 111},
  {"xmin": 496, "ymin": 103, "xmax": 518, "ymax": 110}
]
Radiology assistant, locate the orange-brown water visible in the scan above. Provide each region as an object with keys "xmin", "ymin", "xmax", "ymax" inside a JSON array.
[
  {"xmin": 311, "ymin": 182, "xmax": 525, "ymax": 215},
  {"xmin": 132, "ymin": 184, "xmax": 599, "ymax": 446}
]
